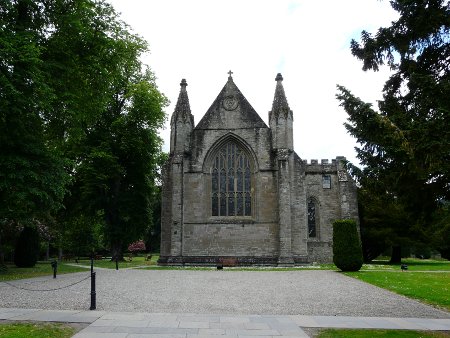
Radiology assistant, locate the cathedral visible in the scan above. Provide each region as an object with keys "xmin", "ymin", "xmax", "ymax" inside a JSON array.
[{"xmin": 159, "ymin": 72, "xmax": 358, "ymax": 266}]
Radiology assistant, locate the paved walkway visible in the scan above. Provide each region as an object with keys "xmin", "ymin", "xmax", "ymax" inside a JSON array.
[{"xmin": 1, "ymin": 308, "xmax": 449, "ymax": 337}]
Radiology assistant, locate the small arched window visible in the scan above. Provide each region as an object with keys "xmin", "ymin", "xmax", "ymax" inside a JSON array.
[
  {"xmin": 308, "ymin": 198, "xmax": 317, "ymax": 237},
  {"xmin": 211, "ymin": 142, "xmax": 252, "ymax": 216}
]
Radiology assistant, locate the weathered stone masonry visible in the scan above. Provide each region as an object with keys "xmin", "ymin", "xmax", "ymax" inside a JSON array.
[{"xmin": 159, "ymin": 73, "xmax": 359, "ymax": 265}]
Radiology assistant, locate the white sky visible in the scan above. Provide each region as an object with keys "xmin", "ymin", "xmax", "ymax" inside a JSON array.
[{"xmin": 107, "ymin": 0, "xmax": 398, "ymax": 165}]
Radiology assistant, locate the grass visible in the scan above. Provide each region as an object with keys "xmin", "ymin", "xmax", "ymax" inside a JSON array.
[
  {"xmin": 362, "ymin": 258, "xmax": 450, "ymax": 271},
  {"xmin": 0, "ymin": 322, "xmax": 75, "ymax": 338},
  {"xmin": 75, "ymin": 254, "xmax": 157, "ymax": 269},
  {"xmin": 0, "ymin": 262, "xmax": 89, "ymax": 281},
  {"xmin": 317, "ymin": 328, "xmax": 450, "ymax": 337},
  {"xmin": 344, "ymin": 270, "xmax": 450, "ymax": 311}
]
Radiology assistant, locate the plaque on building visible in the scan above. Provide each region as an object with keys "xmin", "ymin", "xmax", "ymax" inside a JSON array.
[{"xmin": 338, "ymin": 170, "xmax": 348, "ymax": 182}]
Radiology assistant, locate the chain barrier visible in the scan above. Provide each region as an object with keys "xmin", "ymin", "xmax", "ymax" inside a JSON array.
[{"xmin": 1, "ymin": 274, "xmax": 91, "ymax": 292}]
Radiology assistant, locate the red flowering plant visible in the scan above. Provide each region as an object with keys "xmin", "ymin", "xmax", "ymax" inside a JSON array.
[{"xmin": 127, "ymin": 240, "xmax": 146, "ymax": 255}]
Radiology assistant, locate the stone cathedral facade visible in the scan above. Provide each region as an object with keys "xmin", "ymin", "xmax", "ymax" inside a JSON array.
[{"xmin": 159, "ymin": 73, "xmax": 358, "ymax": 265}]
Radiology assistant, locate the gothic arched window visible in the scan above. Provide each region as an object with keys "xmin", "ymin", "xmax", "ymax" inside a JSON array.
[
  {"xmin": 308, "ymin": 198, "xmax": 317, "ymax": 237},
  {"xmin": 211, "ymin": 142, "xmax": 252, "ymax": 217}
]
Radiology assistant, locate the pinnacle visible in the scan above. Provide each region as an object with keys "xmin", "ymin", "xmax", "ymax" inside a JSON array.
[
  {"xmin": 271, "ymin": 73, "xmax": 291, "ymax": 118},
  {"xmin": 171, "ymin": 78, "xmax": 193, "ymax": 125}
]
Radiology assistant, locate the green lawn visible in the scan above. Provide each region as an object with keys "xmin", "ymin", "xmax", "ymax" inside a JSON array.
[
  {"xmin": 0, "ymin": 322, "xmax": 75, "ymax": 338},
  {"xmin": 317, "ymin": 328, "xmax": 450, "ymax": 337},
  {"xmin": 362, "ymin": 258, "xmax": 450, "ymax": 271},
  {"xmin": 0, "ymin": 262, "xmax": 89, "ymax": 281},
  {"xmin": 344, "ymin": 271, "xmax": 450, "ymax": 311},
  {"xmin": 75, "ymin": 255, "xmax": 157, "ymax": 269}
]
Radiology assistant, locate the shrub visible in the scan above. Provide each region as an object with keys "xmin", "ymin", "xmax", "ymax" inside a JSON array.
[
  {"xmin": 14, "ymin": 226, "xmax": 40, "ymax": 268},
  {"xmin": 333, "ymin": 219, "xmax": 363, "ymax": 271},
  {"xmin": 128, "ymin": 240, "xmax": 146, "ymax": 254}
]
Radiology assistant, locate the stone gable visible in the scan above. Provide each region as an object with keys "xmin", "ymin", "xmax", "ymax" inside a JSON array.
[{"xmin": 160, "ymin": 73, "xmax": 359, "ymax": 265}]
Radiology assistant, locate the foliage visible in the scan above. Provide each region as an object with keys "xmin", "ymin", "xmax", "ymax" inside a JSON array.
[
  {"xmin": 430, "ymin": 201, "xmax": 450, "ymax": 259},
  {"xmin": 72, "ymin": 67, "xmax": 167, "ymax": 259},
  {"xmin": 14, "ymin": 226, "xmax": 40, "ymax": 268},
  {"xmin": 0, "ymin": 322, "xmax": 76, "ymax": 338},
  {"xmin": 336, "ymin": 0, "xmax": 450, "ymax": 260},
  {"xmin": 357, "ymin": 186, "xmax": 414, "ymax": 262},
  {"xmin": 0, "ymin": 0, "xmax": 71, "ymax": 226},
  {"xmin": 346, "ymin": 271, "xmax": 450, "ymax": 311},
  {"xmin": 333, "ymin": 219, "xmax": 363, "ymax": 271},
  {"xmin": 0, "ymin": 0, "xmax": 167, "ymax": 262},
  {"xmin": 128, "ymin": 240, "xmax": 146, "ymax": 253},
  {"xmin": 61, "ymin": 214, "xmax": 105, "ymax": 257}
]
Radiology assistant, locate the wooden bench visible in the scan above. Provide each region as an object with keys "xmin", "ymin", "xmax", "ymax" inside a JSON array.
[{"xmin": 217, "ymin": 257, "xmax": 238, "ymax": 269}]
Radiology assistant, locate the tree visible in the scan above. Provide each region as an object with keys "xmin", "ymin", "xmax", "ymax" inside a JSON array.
[
  {"xmin": 0, "ymin": 0, "xmax": 70, "ymax": 267},
  {"xmin": 14, "ymin": 226, "xmax": 40, "ymax": 268},
  {"xmin": 333, "ymin": 219, "xmax": 363, "ymax": 271},
  {"xmin": 1, "ymin": 0, "xmax": 167, "ymax": 263},
  {"xmin": 46, "ymin": 1, "xmax": 168, "ymax": 260},
  {"xmin": 336, "ymin": 0, "xmax": 450, "ymax": 262}
]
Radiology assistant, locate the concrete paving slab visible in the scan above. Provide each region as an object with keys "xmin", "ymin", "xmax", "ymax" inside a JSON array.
[
  {"xmin": 73, "ymin": 333, "xmax": 127, "ymax": 338},
  {"xmin": 289, "ymin": 314, "xmax": 450, "ymax": 331},
  {"xmin": 1, "ymin": 308, "xmax": 449, "ymax": 337},
  {"xmin": 0, "ymin": 307, "xmax": 40, "ymax": 319}
]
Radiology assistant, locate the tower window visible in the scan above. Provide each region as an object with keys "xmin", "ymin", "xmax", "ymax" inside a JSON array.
[
  {"xmin": 322, "ymin": 175, "xmax": 331, "ymax": 189},
  {"xmin": 211, "ymin": 142, "xmax": 252, "ymax": 216}
]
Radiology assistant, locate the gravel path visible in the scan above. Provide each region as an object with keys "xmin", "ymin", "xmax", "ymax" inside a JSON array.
[{"xmin": 2, "ymin": 269, "xmax": 449, "ymax": 318}]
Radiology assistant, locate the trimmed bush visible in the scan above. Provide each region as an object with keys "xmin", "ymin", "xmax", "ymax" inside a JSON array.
[
  {"xmin": 14, "ymin": 226, "xmax": 40, "ymax": 268},
  {"xmin": 333, "ymin": 219, "xmax": 363, "ymax": 271}
]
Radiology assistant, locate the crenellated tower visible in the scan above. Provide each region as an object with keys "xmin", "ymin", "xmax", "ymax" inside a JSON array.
[{"xmin": 170, "ymin": 79, "xmax": 194, "ymax": 154}]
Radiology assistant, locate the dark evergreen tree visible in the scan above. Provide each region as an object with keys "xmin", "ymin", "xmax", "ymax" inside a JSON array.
[
  {"xmin": 14, "ymin": 226, "xmax": 40, "ymax": 268},
  {"xmin": 336, "ymin": 0, "xmax": 450, "ymax": 262},
  {"xmin": 333, "ymin": 219, "xmax": 363, "ymax": 271}
]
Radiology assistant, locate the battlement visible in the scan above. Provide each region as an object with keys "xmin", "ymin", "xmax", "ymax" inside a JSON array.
[
  {"xmin": 303, "ymin": 156, "xmax": 347, "ymax": 174},
  {"xmin": 302, "ymin": 159, "xmax": 336, "ymax": 165},
  {"xmin": 302, "ymin": 156, "xmax": 346, "ymax": 166}
]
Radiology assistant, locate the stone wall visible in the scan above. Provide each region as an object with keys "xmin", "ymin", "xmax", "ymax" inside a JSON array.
[{"xmin": 159, "ymin": 76, "xmax": 359, "ymax": 266}]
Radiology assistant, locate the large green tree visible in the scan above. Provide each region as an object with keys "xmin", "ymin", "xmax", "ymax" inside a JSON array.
[
  {"xmin": 0, "ymin": 0, "xmax": 70, "ymax": 265},
  {"xmin": 73, "ymin": 69, "xmax": 167, "ymax": 260},
  {"xmin": 1, "ymin": 0, "xmax": 167, "ymax": 263},
  {"xmin": 336, "ymin": 0, "xmax": 449, "ymax": 262}
]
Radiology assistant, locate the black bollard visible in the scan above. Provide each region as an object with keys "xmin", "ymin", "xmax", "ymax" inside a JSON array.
[
  {"xmin": 90, "ymin": 271, "xmax": 96, "ymax": 310},
  {"xmin": 51, "ymin": 260, "xmax": 57, "ymax": 279},
  {"xmin": 115, "ymin": 257, "xmax": 118, "ymax": 270}
]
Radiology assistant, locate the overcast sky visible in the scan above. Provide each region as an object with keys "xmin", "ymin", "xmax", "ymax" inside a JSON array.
[{"xmin": 106, "ymin": 0, "xmax": 398, "ymax": 165}]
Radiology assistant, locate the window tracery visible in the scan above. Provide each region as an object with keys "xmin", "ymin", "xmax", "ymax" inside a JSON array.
[{"xmin": 211, "ymin": 142, "xmax": 252, "ymax": 216}]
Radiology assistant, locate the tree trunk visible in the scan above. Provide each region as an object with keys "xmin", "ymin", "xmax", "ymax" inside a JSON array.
[
  {"xmin": 110, "ymin": 241, "xmax": 123, "ymax": 261},
  {"xmin": 0, "ymin": 233, "xmax": 5, "ymax": 265},
  {"xmin": 390, "ymin": 245, "xmax": 402, "ymax": 263},
  {"xmin": 46, "ymin": 242, "xmax": 50, "ymax": 261}
]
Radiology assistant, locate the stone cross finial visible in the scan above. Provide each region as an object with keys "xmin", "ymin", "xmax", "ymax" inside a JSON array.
[{"xmin": 228, "ymin": 70, "xmax": 233, "ymax": 78}]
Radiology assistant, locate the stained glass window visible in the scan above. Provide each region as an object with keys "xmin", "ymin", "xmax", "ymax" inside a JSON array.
[
  {"xmin": 211, "ymin": 142, "xmax": 252, "ymax": 216},
  {"xmin": 308, "ymin": 199, "xmax": 316, "ymax": 237}
]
